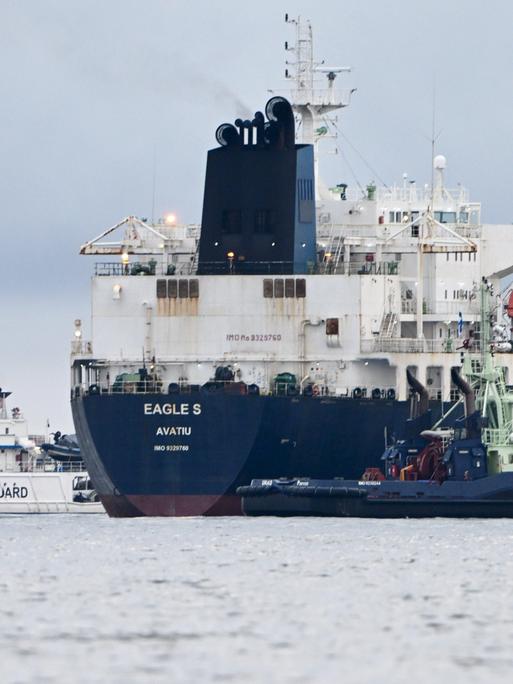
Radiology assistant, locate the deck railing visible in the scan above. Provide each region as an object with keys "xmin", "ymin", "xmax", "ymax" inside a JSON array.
[{"xmin": 360, "ymin": 338, "xmax": 475, "ymax": 354}]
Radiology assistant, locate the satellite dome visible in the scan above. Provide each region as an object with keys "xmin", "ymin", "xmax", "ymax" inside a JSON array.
[{"xmin": 433, "ymin": 154, "xmax": 447, "ymax": 170}]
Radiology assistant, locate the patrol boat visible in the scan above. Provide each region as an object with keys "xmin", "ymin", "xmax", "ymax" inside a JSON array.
[
  {"xmin": 0, "ymin": 388, "xmax": 103, "ymax": 513},
  {"xmin": 70, "ymin": 18, "xmax": 513, "ymax": 517},
  {"xmin": 239, "ymin": 281, "xmax": 513, "ymax": 518}
]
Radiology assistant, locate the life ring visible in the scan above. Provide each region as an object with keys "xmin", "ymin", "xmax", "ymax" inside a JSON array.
[{"xmin": 312, "ymin": 384, "xmax": 320, "ymax": 396}]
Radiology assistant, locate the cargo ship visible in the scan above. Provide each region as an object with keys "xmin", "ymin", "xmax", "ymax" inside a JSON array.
[{"xmin": 70, "ymin": 18, "xmax": 513, "ymax": 517}]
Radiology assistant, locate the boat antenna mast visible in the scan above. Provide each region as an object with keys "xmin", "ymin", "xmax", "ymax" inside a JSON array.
[{"xmin": 284, "ymin": 14, "xmax": 354, "ymax": 181}]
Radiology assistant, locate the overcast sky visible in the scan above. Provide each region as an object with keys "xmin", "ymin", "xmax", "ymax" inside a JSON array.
[{"xmin": 1, "ymin": 0, "xmax": 512, "ymax": 433}]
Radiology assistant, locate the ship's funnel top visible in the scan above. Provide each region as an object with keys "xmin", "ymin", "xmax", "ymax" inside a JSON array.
[
  {"xmin": 214, "ymin": 97, "xmax": 296, "ymax": 151},
  {"xmin": 198, "ymin": 96, "xmax": 316, "ymax": 275}
]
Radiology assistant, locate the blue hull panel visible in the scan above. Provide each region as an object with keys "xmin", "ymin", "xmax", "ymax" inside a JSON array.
[{"xmin": 71, "ymin": 393, "xmax": 454, "ymax": 516}]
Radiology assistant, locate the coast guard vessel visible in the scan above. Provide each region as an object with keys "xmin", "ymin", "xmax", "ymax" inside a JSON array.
[
  {"xmin": 70, "ymin": 18, "xmax": 513, "ymax": 517},
  {"xmin": 0, "ymin": 388, "xmax": 102, "ymax": 513}
]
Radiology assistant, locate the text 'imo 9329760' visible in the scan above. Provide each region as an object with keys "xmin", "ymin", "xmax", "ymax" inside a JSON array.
[{"xmin": 70, "ymin": 17, "xmax": 513, "ymax": 517}]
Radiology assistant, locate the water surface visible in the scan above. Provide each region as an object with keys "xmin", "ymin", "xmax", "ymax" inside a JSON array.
[{"xmin": 2, "ymin": 516, "xmax": 513, "ymax": 683}]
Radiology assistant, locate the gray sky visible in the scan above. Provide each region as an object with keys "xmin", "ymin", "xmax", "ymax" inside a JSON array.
[{"xmin": 1, "ymin": 0, "xmax": 512, "ymax": 433}]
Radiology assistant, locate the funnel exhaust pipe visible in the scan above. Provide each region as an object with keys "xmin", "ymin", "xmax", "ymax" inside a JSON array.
[
  {"xmin": 406, "ymin": 369, "xmax": 429, "ymax": 417},
  {"xmin": 451, "ymin": 367, "xmax": 475, "ymax": 416}
]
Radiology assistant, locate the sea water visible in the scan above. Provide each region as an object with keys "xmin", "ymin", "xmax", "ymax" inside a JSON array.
[{"xmin": 2, "ymin": 515, "xmax": 513, "ymax": 684}]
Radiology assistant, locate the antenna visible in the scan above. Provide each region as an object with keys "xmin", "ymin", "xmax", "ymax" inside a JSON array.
[
  {"xmin": 283, "ymin": 16, "xmax": 354, "ymax": 196},
  {"xmin": 430, "ymin": 80, "xmax": 436, "ymax": 212},
  {"xmin": 151, "ymin": 145, "xmax": 157, "ymax": 224}
]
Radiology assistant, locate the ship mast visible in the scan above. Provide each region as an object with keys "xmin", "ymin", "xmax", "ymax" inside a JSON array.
[{"xmin": 284, "ymin": 14, "xmax": 353, "ymax": 194}]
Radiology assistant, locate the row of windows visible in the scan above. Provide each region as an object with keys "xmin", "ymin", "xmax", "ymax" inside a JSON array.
[
  {"xmin": 444, "ymin": 289, "xmax": 474, "ymax": 300},
  {"xmin": 263, "ymin": 278, "xmax": 306, "ymax": 298},
  {"xmin": 156, "ymin": 279, "xmax": 199, "ymax": 299},
  {"xmin": 446, "ymin": 252, "xmax": 477, "ymax": 262},
  {"xmin": 222, "ymin": 209, "xmax": 277, "ymax": 235},
  {"xmin": 388, "ymin": 211, "xmax": 463, "ymax": 224}
]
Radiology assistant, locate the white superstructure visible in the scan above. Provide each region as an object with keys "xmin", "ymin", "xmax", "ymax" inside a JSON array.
[
  {"xmin": 0, "ymin": 389, "xmax": 103, "ymax": 513},
  {"xmin": 71, "ymin": 18, "xmax": 513, "ymax": 406}
]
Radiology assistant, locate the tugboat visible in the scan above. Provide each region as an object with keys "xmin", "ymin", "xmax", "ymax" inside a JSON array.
[{"xmin": 238, "ymin": 280, "xmax": 513, "ymax": 518}]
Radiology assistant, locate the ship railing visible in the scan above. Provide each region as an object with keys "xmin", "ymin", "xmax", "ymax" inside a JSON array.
[
  {"xmin": 1, "ymin": 460, "xmax": 87, "ymax": 473},
  {"xmin": 319, "ymin": 261, "xmax": 399, "ymax": 275},
  {"xmin": 94, "ymin": 262, "xmax": 193, "ymax": 277},
  {"xmin": 360, "ymin": 338, "xmax": 474, "ymax": 354},
  {"xmin": 71, "ymin": 382, "xmax": 399, "ymax": 401},
  {"xmin": 92, "ymin": 259, "xmax": 404, "ymax": 277},
  {"xmin": 318, "ymin": 223, "xmax": 481, "ymax": 243},
  {"xmin": 401, "ymin": 299, "xmax": 480, "ymax": 315},
  {"xmin": 482, "ymin": 427, "xmax": 511, "ymax": 446},
  {"xmin": 71, "ymin": 340, "xmax": 93, "ymax": 355}
]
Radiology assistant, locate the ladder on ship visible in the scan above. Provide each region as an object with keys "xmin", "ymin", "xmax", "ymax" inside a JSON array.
[
  {"xmin": 380, "ymin": 312, "xmax": 398, "ymax": 338},
  {"xmin": 322, "ymin": 222, "xmax": 345, "ymax": 273}
]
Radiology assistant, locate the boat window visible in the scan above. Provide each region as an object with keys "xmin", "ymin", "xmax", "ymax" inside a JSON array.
[
  {"xmin": 156, "ymin": 279, "xmax": 167, "ymax": 298},
  {"xmin": 459, "ymin": 211, "xmax": 469, "ymax": 223},
  {"xmin": 296, "ymin": 279, "xmax": 306, "ymax": 298},
  {"xmin": 189, "ymin": 279, "xmax": 199, "ymax": 298},
  {"xmin": 274, "ymin": 279, "xmax": 284, "ymax": 298},
  {"xmin": 222, "ymin": 209, "xmax": 242, "ymax": 234},
  {"xmin": 435, "ymin": 211, "xmax": 457, "ymax": 223},
  {"xmin": 178, "ymin": 280, "xmax": 189, "ymax": 298},
  {"xmin": 5, "ymin": 428, "xmax": 9, "ymax": 434},
  {"xmin": 469, "ymin": 210, "xmax": 479, "ymax": 225},
  {"xmin": 263, "ymin": 279, "xmax": 273, "ymax": 298},
  {"xmin": 168, "ymin": 280, "xmax": 178, "ymax": 298},
  {"xmin": 285, "ymin": 279, "xmax": 295, "ymax": 298},
  {"xmin": 388, "ymin": 211, "xmax": 395, "ymax": 223}
]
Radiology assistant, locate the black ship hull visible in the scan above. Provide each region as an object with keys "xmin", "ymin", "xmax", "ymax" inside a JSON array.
[
  {"xmin": 71, "ymin": 392, "xmax": 454, "ymax": 517},
  {"xmin": 238, "ymin": 474, "xmax": 513, "ymax": 518}
]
